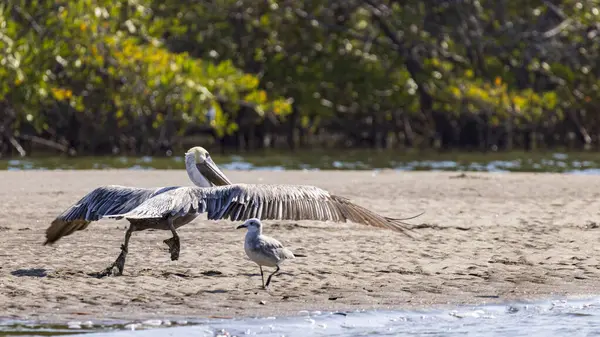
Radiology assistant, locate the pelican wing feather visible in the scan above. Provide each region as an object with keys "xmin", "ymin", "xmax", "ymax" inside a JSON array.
[
  {"xmin": 105, "ymin": 184, "xmax": 416, "ymax": 236},
  {"xmin": 45, "ymin": 185, "xmax": 181, "ymax": 245}
]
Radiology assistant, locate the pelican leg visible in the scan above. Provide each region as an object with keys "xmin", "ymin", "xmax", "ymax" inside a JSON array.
[
  {"xmin": 163, "ymin": 218, "xmax": 180, "ymax": 261},
  {"xmin": 95, "ymin": 224, "xmax": 135, "ymax": 278},
  {"xmin": 264, "ymin": 266, "xmax": 281, "ymax": 289}
]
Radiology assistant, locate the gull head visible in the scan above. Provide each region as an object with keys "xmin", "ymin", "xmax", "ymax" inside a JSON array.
[
  {"xmin": 236, "ymin": 218, "xmax": 262, "ymax": 233},
  {"xmin": 184, "ymin": 146, "xmax": 231, "ymax": 186}
]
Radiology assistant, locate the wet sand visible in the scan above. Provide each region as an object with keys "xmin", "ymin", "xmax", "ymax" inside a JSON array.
[{"xmin": 1, "ymin": 170, "xmax": 600, "ymax": 322}]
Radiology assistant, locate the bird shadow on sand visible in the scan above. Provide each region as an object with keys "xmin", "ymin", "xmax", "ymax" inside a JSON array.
[
  {"xmin": 200, "ymin": 270, "xmax": 224, "ymax": 277},
  {"xmin": 81, "ymin": 269, "xmax": 227, "ymax": 279},
  {"xmin": 266, "ymin": 223, "xmax": 316, "ymax": 230},
  {"xmin": 201, "ymin": 289, "xmax": 229, "ymax": 294},
  {"xmin": 241, "ymin": 271, "xmax": 295, "ymax": 278},
  {"xmin": 11, "ymin": 268, "xmax": 48, "ymax": 278},
  {"xmin": 86, "ymin": 272, "xmax": 107, "ymax": 279}
]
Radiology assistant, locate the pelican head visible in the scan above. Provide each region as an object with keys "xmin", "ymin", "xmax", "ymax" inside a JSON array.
[
  {"xmin": 185, "ymin": 146, "xmax": 232, "ymax": 187},
  {"xmin": 236, "ymin": 218, "xmax": 262, "ymax": 233}
]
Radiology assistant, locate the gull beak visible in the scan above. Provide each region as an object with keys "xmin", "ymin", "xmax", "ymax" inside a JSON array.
[
  {"xmin": 236, "ymin": 224, "xmax": 248, "ymax": 229},
  {"xmin": 196, "ymin": 156, "xmax": 232, "ymax": 186}
]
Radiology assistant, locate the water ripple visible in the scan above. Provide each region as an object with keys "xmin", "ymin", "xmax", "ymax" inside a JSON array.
[
  {"xmin": 4, "ymin": 297, "xmax": 600, "ymax": 336},
  {"xmin": 4, "ymin": 150, "xmax": 600, "ymax": 173}
]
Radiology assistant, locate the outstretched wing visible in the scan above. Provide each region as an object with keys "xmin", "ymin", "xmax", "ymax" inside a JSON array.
[
  {"xmin": 106, "ymin": 184, "xmax": 420, "ymax": 237},
  {"xmin": 45, "ymin": 185, "xmax": 181, "ymax": 245}
]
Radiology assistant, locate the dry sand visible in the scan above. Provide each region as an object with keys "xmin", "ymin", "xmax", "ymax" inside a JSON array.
[{"xmin": 1, "ymin": 169, "xmax": 600, "ymax": 322}]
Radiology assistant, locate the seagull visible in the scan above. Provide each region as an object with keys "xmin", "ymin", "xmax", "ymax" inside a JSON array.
[{"xmin": 237, "ymin": 218, "xmax": 304, "ymax": 289}]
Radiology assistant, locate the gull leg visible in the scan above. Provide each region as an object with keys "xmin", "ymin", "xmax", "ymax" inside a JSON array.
[
  {"xmin": 96, "ymin": 224, "xmax": 135, "ymax": 278},
  {"xmin": 265, "ymin": 265, "xmax": 281, "ymax": 289},
  {"xmin": 163, "ymin": 217, "xmax": 180, "ymax": 261},
  {"xmin": 259, "ymin": 265, "xmax": 265, "ymax": 289}
]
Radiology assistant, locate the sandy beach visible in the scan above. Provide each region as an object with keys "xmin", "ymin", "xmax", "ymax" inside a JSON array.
[{"xmin": 1, "ymin": 169, "xmax": 600, "ymax": 322}]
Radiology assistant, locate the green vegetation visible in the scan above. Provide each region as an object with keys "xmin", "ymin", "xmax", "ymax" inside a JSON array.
[{"xmin": 1, "ymin": 1, "xmax": 600, "ymax": 156}]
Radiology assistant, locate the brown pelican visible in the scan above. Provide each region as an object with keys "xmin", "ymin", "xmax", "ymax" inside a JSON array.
[
  {"xmin": 45, "ymin": 146, "xmax": 421, "ymax": 277},
  {"xmin": 45, "ymin": 146, "xmax": 233, "ymax": 277}
]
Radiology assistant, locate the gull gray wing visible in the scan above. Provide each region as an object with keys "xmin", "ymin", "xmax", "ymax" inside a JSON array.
[
  {"xmin": 258, "ymin": 236, "xmax": 295, "ymax": 260},
  {"xmin": 106, "ymin": 184, "xmax": 417, "ymax": 236},
  {"xmin": 248, "ymin": 234, "xmax": 284, "ymax": 251},
  {"xmin": 45, "ymin": 185, "xmax": 181, "ymax": 245}
]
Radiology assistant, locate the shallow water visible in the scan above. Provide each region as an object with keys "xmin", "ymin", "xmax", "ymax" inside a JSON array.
[
  {"xmin": 4, "ymin": 150, "xmax": 600, "ymax": 173},
  {"xmin": 4, "ymin": 296, "xmax": 600, "ymax": 336}
]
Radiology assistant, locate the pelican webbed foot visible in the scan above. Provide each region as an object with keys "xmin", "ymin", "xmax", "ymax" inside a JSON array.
[
  {"xmin": 163, "ymin": 236, "xmax": 180, "ymax": 261},
  {"xmin": 90, "ymin": 224, "xmax": 134, "ymax": 278},
  {"xmin": 90, "ymin": 244, "xmax": 128, "ymax": 278}
]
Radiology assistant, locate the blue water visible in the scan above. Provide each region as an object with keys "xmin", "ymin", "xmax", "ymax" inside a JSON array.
[
  {"xmin": 5, "ymin": 297, "xmax": 600, "ymax": 336},
  {"xmin": 5, "ymin": 150, "xmax": 600, "ymax": 173}
]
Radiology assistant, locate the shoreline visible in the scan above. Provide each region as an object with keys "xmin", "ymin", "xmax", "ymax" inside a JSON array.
[
  {"xmin": 3, "ymin": 293, "xmax": 600, "ymax": 324},
  {"xmin": 6, "ymin": 296, "xmax": 600, "ymax": 337},
  {"xmin": 2, "ymin": 170, "xmax": 600, "ymax": 322}
]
